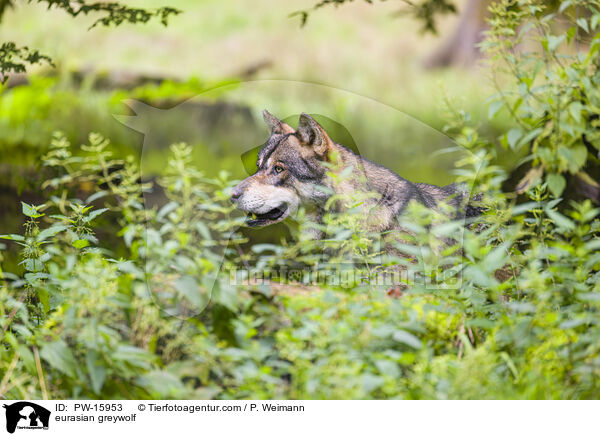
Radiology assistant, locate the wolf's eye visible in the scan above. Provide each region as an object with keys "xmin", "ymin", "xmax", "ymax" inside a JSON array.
[{"xmin": 274, "ymin": 165, "xmax": 284, "ymax": 174}]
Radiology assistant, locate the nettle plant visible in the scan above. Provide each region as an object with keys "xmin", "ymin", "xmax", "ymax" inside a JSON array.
[
  {"xmin": 1, "ymin": 0, "xmax": 600, "ymax": 400},
  {"xmin": 0, "ymin": 123, "xmax": 597, "ymax": 399},
  {"xmin": 429, "ymin": 0, "xmax": 600, "ymax": 396},
  {"xmin": 0, "ymin": 200, "xmax": 107, "ymax": 316},
  {"xmin": 482, "ymin": 0, "xmax": 600, "ymax": 203},
  {"xmin": 0, "ymin": 133, "xmax": 247, "ymax": 398}
]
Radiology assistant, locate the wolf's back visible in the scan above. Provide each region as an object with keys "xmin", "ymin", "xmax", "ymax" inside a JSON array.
[{"xmin": 440, "ymin": 183, "xmax": 484, "ymax": 218}]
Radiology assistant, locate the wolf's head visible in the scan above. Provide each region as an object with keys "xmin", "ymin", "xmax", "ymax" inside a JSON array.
[{"xmin": 231, "ymin": 110, "xmax": 335, "ymax": 227}]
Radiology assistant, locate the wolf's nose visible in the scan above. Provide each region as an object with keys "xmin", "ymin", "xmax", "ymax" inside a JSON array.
[{"xmin": 230, "ymin": 186, "xmax": 242, "ymax": 203}]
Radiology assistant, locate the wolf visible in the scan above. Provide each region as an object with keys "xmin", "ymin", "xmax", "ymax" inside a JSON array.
[{"xmin": 231, "ymin": 110, "xmax": 481, "ymax": 235}]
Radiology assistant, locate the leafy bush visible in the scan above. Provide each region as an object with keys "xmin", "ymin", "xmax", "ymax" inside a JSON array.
[{"xmin": 481, "ymin": 0, "xmax": 600, "ymax": 203}]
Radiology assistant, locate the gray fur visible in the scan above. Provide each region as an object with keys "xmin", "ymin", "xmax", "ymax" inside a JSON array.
[{"xmin": 231, "ymin": 111, "xmax": 480, "ymax": 231}]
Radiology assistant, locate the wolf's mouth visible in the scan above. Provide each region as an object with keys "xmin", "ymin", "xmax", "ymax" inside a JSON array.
[{"xmin": 246, "ymin": 204, "xmax": 289, "ymax": 227}]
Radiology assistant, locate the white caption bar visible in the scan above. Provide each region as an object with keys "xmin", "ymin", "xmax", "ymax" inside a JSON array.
[{"xmin": 0, "ymin": 400, "xmax": 596, "ymax": 436}]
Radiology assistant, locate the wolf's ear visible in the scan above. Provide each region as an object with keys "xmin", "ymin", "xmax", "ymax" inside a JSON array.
[
  {"xmin": 263, "ymin": 110, "xmax": 294, "ymax": 135},
  {"xmin": 297, "ymin": 113, "xmax": 332, "ymax": 158}
]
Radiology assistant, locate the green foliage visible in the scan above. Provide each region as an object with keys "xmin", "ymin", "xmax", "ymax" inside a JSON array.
[
  {"xmin": 33, "ymin": 1, "xmax": 181, "ymax": 29},
  {"xmin": 1, "ymin": 0, "xmax": 600, "ymax": 400},
  {"xmin": 292, "ymin": 0, "xmax": 457, "ymax": 33},
  {"xmin": 0, "ymin": 0, "xmax": 181, "ymax": 82},
  {"xmin": 0, "ymin": 42, "xmax": 53, "ymax": 84},
  {"xmin": 481, "ymin": 0, "xmax": 600, "ymax": 201},
  {"xmin": 1, "ymin": 124, "xmax": 599, "ymax": 399}
]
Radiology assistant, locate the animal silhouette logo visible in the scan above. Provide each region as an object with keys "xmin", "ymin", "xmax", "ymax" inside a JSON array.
[{"xmin": 2, "ymin": 402, "xmax": 50, "ymax": 433}]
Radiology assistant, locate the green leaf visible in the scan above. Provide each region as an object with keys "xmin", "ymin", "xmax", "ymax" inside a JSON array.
[
  {"xmin": 507, "ymin": 128, "xmax": 523, "ymax": 150},
  {"xmin": 86, "ymin": 350, "xmax": 107, "ymax": 395},
  {"xmin": 592, "ymin": 14, "xmax": 600, "ymax": 31},
  {"xmin": 40, "ymin": 340, "xmax": 77, "ymax": 378},
  {"xmin": 214, "ymin": 284, "xmax": 238, "ymax": 311},
  {"xmin": 511, "ymin": 202, "xmax": 539, "ymax": 216},
  {"xmin": 72, "ymin": 239, "xmax": 90, "ymax": 249},
  {"xmin": 21, "ymin": 202, "xmax": 44, "ymax": 218},
  {"xmin": 507, "ymin": 302, "xmax": 536, "ymax": 313},
  {"xmin": 566, "ymin": 26, "xmax": 577, "ymax": 44},
  {"xmin": 17, "ymin": 345, "xmax": 36, "ymax": 373},
  {"xmin": 500, "ymin": 353, "xmax": 519, "ymax": 380},
  {"xmin": 464, "ymin": 265, "xmax": 498, "ymax": 287},
  {"xmin": 37, "ymin": 225, "xmax": 68, "ymax": 241},
  {"xmin": 24, "ymin": 272, "xmax": 50, "ymax": 281},
  {"xmin": 547, "ymin": 173, "xmax": 566, "ymax": 198},
  {"xmin": 196, "ymin": 221, "xmax": 212, "ymax": 241},
  {"xmin": 362, "ymin": 373, "xmax": 384, "ymax": 394},
  {"xmin": 465, "ymin": 318, "xmax": 496, "ymax": 329},
  {"xmin": 392, "ymin": 329, "xmax": 422, "ymax": 349},
  {"xmin": 22, "ymin": 259, "xmax": 44, "ymax": 272},
  {"xmin": 157, "ymin": 201, "xmax": 178, "ymax": 220},
  {"xmin": 85, "ymin": 208, "xmax": 109, "ymax": 222},
  {"xmin": 113, "ymin": 346, "xmax": 155, "ymax": 370},
  {"xmin": 483, "ymin": 243, "xmax": 510, "ymax": 273},
  {"xmin": 545, "ymin": 208, "xmax": 575, "ymax": 230},
  {"xmin": 576, "ymin": 18, "xmax": 589, "ymax": 33},
  {"xmin": 560, "ymin": 318, "xmax": 587, "ymax": 329},
  {"xmin": 570, "ymin": 145, "xmax": 587, "ymax": 173},
  {"xmin": 375, "ymin": 359, "xmax": 400, "ymax": 378},
  {"xmin": 174, "ymin": 275, "xmax": 208, "ymax": 308},
  {"xmin": 85, "ymin": 191, "xmax": 108, "ymax": 204},
  {"xmin": 584, "ymin": 239, "xmax": 600, "ymax": 251},
  {"xmin": 517, "ymin": 128, "xmax": 544, "ymax": 149},
  {"xmin": 488, "ymin": 100, "xmax": 503, "ymax": 119},
  {"xmin": 558, "ymin": 0, "xmax": 572, "ymax": 13},
  {"xmin": 568, "ymin": 102, "xmax": 582, "ymax": 123},
  {"xmin": 116, "ymin": 260, "xmax": 143, "ymax": 276},
  {"xmin": 37, "ymin": 288, "xmax": 50, "ymax": 313},
  {"xmin": 137, "ymin": 370, "xmax": 186, "ymax": 398},
  {"xmin": 0, "ymin": 234, "xmax": 25, "ymax": 241},
  {"xmin": 547, "ymin": 34, "xmax": 566, "ymax": 51},
  {"xmin": 338, "ymin": 165, "xmax": 354, "ymax": 180}
]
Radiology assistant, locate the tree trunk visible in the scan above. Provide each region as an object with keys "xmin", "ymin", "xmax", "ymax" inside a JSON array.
[{"xmin": 423, "ymin": 0, "xmax": 490, "ymax": 69}]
